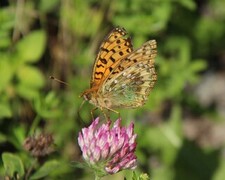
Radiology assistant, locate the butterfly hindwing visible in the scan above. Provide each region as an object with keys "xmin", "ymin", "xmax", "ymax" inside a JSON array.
[{"xmin": 101, "ymin": 40, "xmax": 157, "ymax": 108}]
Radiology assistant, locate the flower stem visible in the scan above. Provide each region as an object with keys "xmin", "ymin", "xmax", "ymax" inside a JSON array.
[
  {"xmin": 29, "ymin": 115, "xmax": 41, "ymax": 135},
  {"xmin": 25, "ymin": 158, "xmax": 37, "ymax": 180},
  {"xmin": 95, "ymin": 174, "xmax": 101, "ymax": 180}
]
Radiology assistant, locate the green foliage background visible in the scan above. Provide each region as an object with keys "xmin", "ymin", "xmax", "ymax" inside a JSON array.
[{"xmin": 1, "ymin": 0, "xmax": 225, "ymax": 179}]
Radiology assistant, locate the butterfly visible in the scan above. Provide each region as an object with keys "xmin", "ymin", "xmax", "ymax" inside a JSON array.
[{"xmin": 81, "ymin": 27, "xmax": 157, "ymax": 114}]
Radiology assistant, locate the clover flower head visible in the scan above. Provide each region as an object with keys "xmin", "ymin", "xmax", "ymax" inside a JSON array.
[{"xmin": 78, "ymin": 118, "xmax": 137, "ymax": 177}]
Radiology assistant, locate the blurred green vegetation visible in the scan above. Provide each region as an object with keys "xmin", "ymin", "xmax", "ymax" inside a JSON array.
[{"xmin": 1, "ymin": 0, "xmax": 225, "ymax": 179}]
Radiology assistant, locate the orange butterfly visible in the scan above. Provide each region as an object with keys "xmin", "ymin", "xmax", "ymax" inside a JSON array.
[{"xmin": 81, "ymin": 27, "xmax": 157, "ymax": 114}]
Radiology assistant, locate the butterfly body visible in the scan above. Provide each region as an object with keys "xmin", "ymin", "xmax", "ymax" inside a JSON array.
[{"xmin": 81, "ymin": 27, "xmax": 157, "ymax": 111}]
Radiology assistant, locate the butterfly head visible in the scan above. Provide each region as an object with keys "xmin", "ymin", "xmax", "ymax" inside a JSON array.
[
  {"xmin": 80, "ymin": 88, "xmax": 100, "ymax": 105},
  {"xmin": 81, "ymin": 88, "xmax": 113, "ymax": 109},
  {"xmin": 81, "ymin": 90, "xmax": 100, "ymax": 109},
  {"xmin": 80, "ymin": 90, "xmax": 92, "ymax": 101}
]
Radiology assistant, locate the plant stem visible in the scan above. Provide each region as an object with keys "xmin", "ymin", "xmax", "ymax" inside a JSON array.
[
  {"xmin": 95, "ymin": 174, "xmax": 101, "ymax": 180},
  {"xmin": 29, "ymin": 115, "xmax": 41, "ymax": 135},
  {"xmin": 25, "ymin": 158, "xmax": 37, "ymax": 180}
]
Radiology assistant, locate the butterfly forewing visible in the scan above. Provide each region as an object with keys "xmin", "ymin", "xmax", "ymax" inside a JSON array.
[
  {"xmin": 106, "ymin": 40, "xmax": 157, "ymax": 78},
  {"xmin": 91, "ymin": 27, "xmax": 133, "ymax": 87}
]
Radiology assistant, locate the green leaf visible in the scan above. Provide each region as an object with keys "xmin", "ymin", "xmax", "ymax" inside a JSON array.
[
  {"xmin": 33, "ymin": 93, "xmax": 61, "ymax": 119},
  {"xmin": 130, "ymin": 171, "xmax": 150, "ymax": 180},
  {"xmin": 139, "ymin": 173, "xmax": 150, "ymax": 180},
  {"xmin": 17, "ymin": 65, "xmax": 45, "ymax": 89},
  {"xmin": 0, "ymin": 133, "xmax": 7, "ymax": 143},
  {"xmin": 12, "ymin": 126, "xmax": 26, "ymax": 149},
  {"xmin": 16, "ymin": 84, "xmax": 40, "ymax": 100},
  {"xmin": 213, "ymin": 158, "xmax": 225, "ymax": 180},
  {"xmin": 16, "ymin": 30, "xmax": 46, "ymax": 63},
  {"xmin": 39, "ymin": 0, "xmax": 60, "ymax": 12},
  {"xmin": 190, "ymin": 60, "xmax": 207, "ymax": 72},
  {"xmin": 0, "ymin": 57, "xmax": 14, "ymax": 93},
  {"xmin": 30, "ymin": 160, "xmax": 60, "ymax": 179},
  {"xmin": 151, "ymin": 166, "xmax": 174, "ymax": 180},
  {"xmin": 177, "ymin": 0, "xmax": 196, "ymax": 10},
  {"xmin": 16, "ymin": 65, "xmax": 45, "ymax": 99},
  {"xmin": 0, "ymin": 30, "xmax": 11, "ymax": 48},
  {"xmin": 0, "ymin": 7, "xmax": 15, "ymax": 31},
  {"xmin": 0, "ymin": 102, "xmax": 12, "ymax": 119},
  {"xmin": 2, "ymin": 153, "xmax": 25, "ymax": 178}
]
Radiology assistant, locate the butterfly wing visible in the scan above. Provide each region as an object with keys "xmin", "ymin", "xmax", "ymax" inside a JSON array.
[
  {"xmin": 90, "ymin": 27, "xmax": 133, "ymax": 88},
  {"xmin": 101, "ymin": 40, "xmax": 157, "ymax": 108}
]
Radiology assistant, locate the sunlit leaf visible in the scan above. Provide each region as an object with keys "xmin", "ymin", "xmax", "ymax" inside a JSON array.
[
  {"xmin": 16, "ymin": 84, "xmax": 40, "ymax": 100},
  {"xmin": 0, "ymin": 102, "xmax": 12, "ymax": 119},
  {"xmin": 0, "ymin": 133, "xmax": 7, "ymax": 143},
  {"xmin": 178, "ymin": 0, "xmax": 196, "ymax": 10},
  {"xmin": 213, "ymin": 159, "xmax": 225, "ymax": 180},
  {"xmin": 16, "ymin": 30, "xmax": 46, "ymax": 63},
  {"xmin": 39, "ymin": 0, "xmax": 59, "ymax": 12},
  {"xmin": 2, "ymin": 153, "xmax": 24, "ymax": 178},
  {"xmin": 0, "ymin": 57, "xmax": 14, "ymax": 93},
  {"xmin": 30, "ymin": 160, "xmax": 60, "ymax": 179},
  {"xmin": 17, "ymin": 65, "xmax": 45, "ymax": 88}
]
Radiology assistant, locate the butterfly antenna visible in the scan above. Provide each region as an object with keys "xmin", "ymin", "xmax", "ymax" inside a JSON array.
[{"xmin": 49, "ymin": 76, "xmax": 69, "ymax": 86}]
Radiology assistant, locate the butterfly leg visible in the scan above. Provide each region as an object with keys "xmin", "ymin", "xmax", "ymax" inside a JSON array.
[
  {"xmin": 91, "ymin": 107, "xmax": 98, "ymax": 120},
  {"xmin": 106, "ymin": 107, "xmax": 121, "ymax": 120},
  {"xmin": 104, "ymin": 111, "xmax": 110, "ymax": 121},
  {"xmin": 98, "ymin": 108, "xmax": 109, "ymax": 121}
]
